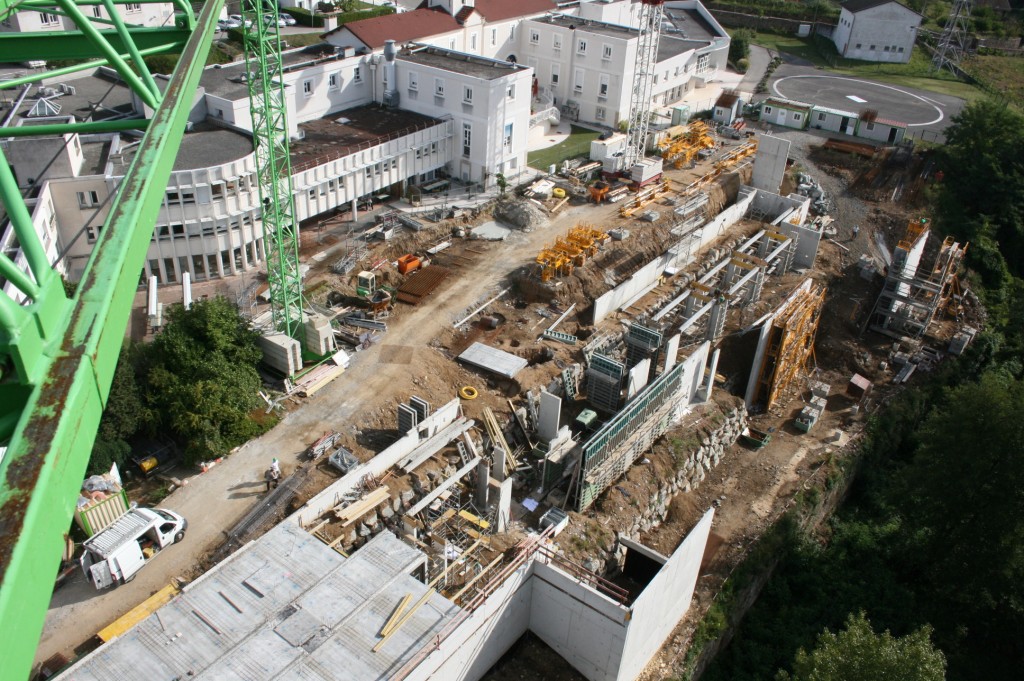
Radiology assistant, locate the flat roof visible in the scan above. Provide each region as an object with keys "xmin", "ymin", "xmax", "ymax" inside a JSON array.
[
  {"xmin": 291, "ymin": 104, "xmax": 444, "ymax": 172},
  {"xmin": 664, "ymin": 8, "xmax": 725, "ymax": 42},
  {"xmin": 532, "ymin": 15, "xmax": 709, "ymax": 61},
  {"xmin": 115, "ymin": 122, "xmax": 254, "ymax": 172},
  {"xmin": 200, "ymin": 44, "xmax": 340, "ymax": 101},
  {"xmin": 64, "ymin": 524, "xmax": 460, "ymax": 680},
  {"xmin": 9, "ymin": 69, "xmax": 135, "ymax": 124},
  {"xmin": 399, "ymin": 45, "xmax": 529, "ymax": 80}
]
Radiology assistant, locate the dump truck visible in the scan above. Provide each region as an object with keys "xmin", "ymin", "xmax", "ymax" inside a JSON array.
[{"xmin": 80, "ymin": 507, "xmax": 187, "ymax": 589}]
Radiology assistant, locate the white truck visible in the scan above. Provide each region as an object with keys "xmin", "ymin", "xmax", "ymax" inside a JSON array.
[{"xmin": 80, "ymin": 507, "xmax": 187, "ymax": 589}]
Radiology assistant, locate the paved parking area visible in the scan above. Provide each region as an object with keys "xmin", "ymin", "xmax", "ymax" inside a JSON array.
[{"xmin": 768, "ymin": 65, "xmax": 966, "ymax": 137}]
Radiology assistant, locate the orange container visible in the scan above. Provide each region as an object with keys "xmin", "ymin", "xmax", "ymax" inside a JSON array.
[{"xmin": 397, "ymin": 254, "xmax": 421, "ymax": 274}]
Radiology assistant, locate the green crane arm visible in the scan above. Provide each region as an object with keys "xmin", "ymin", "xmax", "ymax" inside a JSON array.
[{"xmin": 0, "ymin": 2, "xmax": 223, "ymax": 678}]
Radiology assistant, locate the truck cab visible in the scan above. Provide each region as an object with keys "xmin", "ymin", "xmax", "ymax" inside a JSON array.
[{"xmin": 80, "ymin": 507, "xmax": 187, "ymax": 589}]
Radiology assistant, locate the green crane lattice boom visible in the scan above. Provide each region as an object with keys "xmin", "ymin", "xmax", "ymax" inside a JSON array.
[
  {"xmin": 0, "ymin": 2, "xmax": 223, "ymax": 678},
  {"xmin": 241, "ymin": 2, "xmax": 304, "ymax": 338}
]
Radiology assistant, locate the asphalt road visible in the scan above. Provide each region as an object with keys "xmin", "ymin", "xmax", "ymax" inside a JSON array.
[{"xmin": 767, "ymin": 64, "xmax": 966, "ymax": 138}]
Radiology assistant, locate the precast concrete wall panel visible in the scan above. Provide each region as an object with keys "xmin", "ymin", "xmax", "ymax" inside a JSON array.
[
  {"xmin": 410, "ymin": 566, "xmax": 534, "ymax": 681},
  {"xmin": 617, "ymin": 508, "xmax": 715, "ymax": 681},
  {"xmin": 529, "ymin": 561, "xmax": 630, "ymax": 681}
]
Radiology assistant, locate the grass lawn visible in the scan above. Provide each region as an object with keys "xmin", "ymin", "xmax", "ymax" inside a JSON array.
[
  {"xmin": 751, "ymin": 31, "xmax": 985, "ymax": 103},
  {"xmin": 284, "ymin": 32, "xmax": 328, "ymax": 48},
  {"xmin": 527, "ymin": 126, "xmax": 601, "ymax": 170},
  {"xmin": 963, "ymin": 54, "xmax": 1024, "ymax": 108}
]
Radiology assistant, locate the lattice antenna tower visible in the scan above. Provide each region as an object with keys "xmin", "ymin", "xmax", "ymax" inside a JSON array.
[
  {"xmin": 933, "ymin": 0, "xmax": 972, "ymax": 73},
  {"xmin": 241, "ymin": 2, "xmax": 305, "ymax": 337},
  {"xmin": 623, "ymin": 0, "xmax": 665, "ymax": 170}
]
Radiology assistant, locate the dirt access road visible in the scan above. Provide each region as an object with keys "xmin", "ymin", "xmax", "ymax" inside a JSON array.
[{"xmin": 34, "ymin": 197, "xmax": 622, "ymax": 666}]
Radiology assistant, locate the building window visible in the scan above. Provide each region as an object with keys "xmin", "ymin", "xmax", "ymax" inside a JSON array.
[
  {"xmin": 503, "ymin": 122, "xmax": 513, "ymax": 151},
  {"xmin": 77, "ymin": 190, "xmax": 99, "ymax": 208},
  {"xmin": 818, "ymin": 112, "xmax": 826, "ymax": 121},
  {"xmin": 856, "ymin": 43, "xmax": 862, "ymax": 49},
  {"xmin": 450, "ymin": 39, "xmax": 455, "ymax": 49},
  {"xmin": 491, "ymin": 29, "xmax": 496, "ymax": 46},
  {"xmin": 696, "ymin": 54, "xmax": 709, "ymax": 74},
  {"xmin": 471, "ymin": 33, "xmax": 477, "ymax": 50},
  {"xmin": 125, "ymin": 3, "xmax": 141, "ymax": 12},
  {"xmin": 869, "ymin": 45, "xmax": 876, "ymax": 50},
  {"xmin": 596, "ymin": 106, "xmax": 606, "ymax": 121},
  {"xmin": 553, "ymin": 34, "xmax": 561, "ymax": 50},
  {"xmin": 507, "ymin": 83, "xmax": 515, "ymax": 99},
  {"xmin": 435, "ymin": 78, "xmax": 445, "ymax": 97},
  {"xmin": 510, "ymin": 25, "xmax": 514, "ymax": 40},
  {"xmin": 308, "ymin": 188, "xmax": 316, "ymax": 200},
  {"xmin": 573, "ymin": 68, "xmax": 583, "ymax": 93},
  {"xmin": 329, "ymin": 73, "xmax": 339, "ymax": 90},
  {"xmin": 898, "ymin": 47, "xmax": 904, "ymax": 53},
  {"xmin": 92, "ymin": 6, "xmax": 102, "ymax": 18},
  {"xmin": 530, "ymin": 30, "xmax": 539, "ymax": 44},
  {"xmin": 603, "ymin": 44, "xmax": 612, "ymax": 60},
  {"xmin": 866, "ymin": 122, "xmax": 875, "ymax": 131},
  {"xmin": 353, "ymin": 66, "xmax": 362, "ymax": 83},
  {"xmin": 550, "ymin": 64, "xmax": 559, "ymax": 85},
  {"xmin": 303, "ymin": 79, "xmax": 313, "ymax": 97},
  {"xmin": 463, "ymin": 86, "xmax": 473, "ymax": 104},
  {"xmin": 884, "ymin": 45, "xmax": 890, "ymax": 52},
  {"xmin": 38, "ymin": 12, "xmax": 59, "ymax": 25},
  {"xmin": 430, "ymin": 141, "xmax": 437, "ymax": 154},
  {"xmin": 763, "ymin": 106, "xmax": 773, "ymax": 114},
  {"xmin": 577, "ymin": 39, "xmax": 587, "ymax": 54},
  {"xmin": 793, "ymin": 113, "xmax": 802, "ymax": 121},
  {"xmin": 462, "ymin": 122, "xmax": 472, "ymax": 157},
  {"xmin": 599, "ymin": 73, "xmax": 609, "ymax": 98},
  {"xmin": 408, "ymin": 72, "xmax": 418, "ymax": 90}
]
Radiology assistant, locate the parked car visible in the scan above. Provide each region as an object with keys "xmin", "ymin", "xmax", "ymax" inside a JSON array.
[
  {"xmin": 80, "ymin": 507, "xmax": 187, "ymax": 588},
  {"xmin": 281, "ymin": 13, "xmax": 296, "ymax": 25},
  {"xmin": 228, "ymin": 14, "xmax": 252, "ymax": 28},
  {"xmin": 217, "ymin": 18, "xmax": 241, "ymax": 30},
  {"xmin": 264, "ymin": 14, "xmax": 287, "ymax": 27}
]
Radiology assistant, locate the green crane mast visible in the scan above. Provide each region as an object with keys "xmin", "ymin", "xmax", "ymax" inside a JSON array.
[{"xmin": 240, "ymin": 2, "xmax": 304, "ymax": 338}]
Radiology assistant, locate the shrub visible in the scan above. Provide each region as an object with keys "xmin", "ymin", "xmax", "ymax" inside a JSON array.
[{"xmin": 736, "ymin": 57, "xmax": 750, "ymax": 73}]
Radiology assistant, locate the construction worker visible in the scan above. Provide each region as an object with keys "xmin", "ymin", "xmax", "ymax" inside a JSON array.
[
  {"xmin": 265, "ymin": 465, "xmax": 280, "ymax": 492},
  {"xmin": 270, "ymin": 458, "xmax": 281, "ymax": 477},
  {"xmin": 852, "ymin": 224, "xmax": 860, "ymax": 239}
]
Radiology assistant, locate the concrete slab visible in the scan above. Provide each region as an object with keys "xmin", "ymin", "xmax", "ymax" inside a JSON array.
[{"xmin": 458, "ymin": 342, "xmax": 529, "ymax": 379}]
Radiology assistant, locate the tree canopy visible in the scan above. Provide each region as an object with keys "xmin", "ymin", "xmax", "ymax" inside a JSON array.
[
  {"xmin": 90, "ymin": 296, "xmax": 271, "ymax": 471},
  {"xmin": 778, "ymin": 612, "xmax": 946, "ymax": 681}
]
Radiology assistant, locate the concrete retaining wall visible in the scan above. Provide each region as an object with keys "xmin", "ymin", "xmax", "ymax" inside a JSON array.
[
  {"xmin": 290, "ymin": 398, "xmax": 463, "ymax": 528},
  {"xmin": 592, "ymin": 189, "xmax": 757, "ymax": 324}
]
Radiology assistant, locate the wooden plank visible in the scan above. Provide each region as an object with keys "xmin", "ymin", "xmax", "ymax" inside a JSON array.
[
  {"xmin": 458, "ymin": 509, "xmax": 490, "ymax": 530},
  {"xmin": 379, "ymin": 593, "xmax": 413, "ymax": 638},
  {"xmin": 335, "ymin": 486, "xmax": 391, "ymax": 527}
]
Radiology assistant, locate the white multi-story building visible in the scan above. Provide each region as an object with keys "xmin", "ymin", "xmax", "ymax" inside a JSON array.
[
  {"xmin": 1, "ymin": 0, "xmax": 727, "ymax": 289},
  {"xmin": 3, "ymin": 42, "xmax": 530, "ymax": 286},
  {"xmin": 0, "ymin": 2, "xmax": 176, "ymax": 34},
  {"xmin": 831, "ymin": 0, "xmax": 922, "ymax": 63}
]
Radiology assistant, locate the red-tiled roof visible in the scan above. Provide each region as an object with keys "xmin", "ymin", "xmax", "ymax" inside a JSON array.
[
  {"xmin": 474, "ymin": 0, "xmax": 557, "ymax": 22},
  {"xmin": 455, "ymin": 6, "xmax": 476, "ymax": 22},
  {"xmin": 873, "ymin": 117, "xmax": 907, "ymax": 128},
  {"xmin": 328, "ymin": 8, "xmax": 460, "ymax": 48}
]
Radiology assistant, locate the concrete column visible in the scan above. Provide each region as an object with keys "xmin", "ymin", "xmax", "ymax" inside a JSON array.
[
  {"xmin": 491, "ymin": 447, "xmax": 506, "ymax": 482},
  {"xmin": 538, "ymin": 391, "xmax": 561, "ymax": 442},
  {"xmin": 475, "ymin": 459, "xmax": 490, "ymax": 508},
  {"xmin": 703, "ymin": 348, "xmax": 720, "ymax": 401},
  {"xmin": 351, "ymin": 198, "xmax": 358, "ymax": 222},
  {"xmin": 496, "ymin": 478, "xmax": 513, "ymax": 533}
]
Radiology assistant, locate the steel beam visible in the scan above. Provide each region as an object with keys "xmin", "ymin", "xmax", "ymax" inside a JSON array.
[
  {"xmin": 0, "ymin": 27, "xmax": 191, "ymax": 61},
  {"xmin": 0, "ymin": 3, "xmax": 223, "ymax": 678}
]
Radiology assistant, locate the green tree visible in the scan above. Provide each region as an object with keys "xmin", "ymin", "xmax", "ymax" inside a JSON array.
[
  {"xmin": 729, "ymin": 29, "xmax": 754, "ymax": 65},
  {"xmin": 900, "ymin": 373, "xmax": 1024, "ymax": 667},
  {"xmin": 139, "ymin": 297, "xmax": 266, "ymax": 463},
  {"xmin": 89, "ymin": 344, "xmax": 148, "ymax": 474},
  {"xmin": 937, "ymin": 101, "xmax": 1024, "ymax": 286},
  {"xmin": 778, "ymin": 612, "xmax": 946, "ymax": 681}
]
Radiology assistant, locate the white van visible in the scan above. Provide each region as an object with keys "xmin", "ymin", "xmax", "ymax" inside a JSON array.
[{"xmin": 80, "ymin": 507, "xmax": 187, "ymax": 589}]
